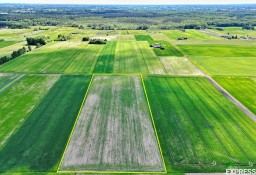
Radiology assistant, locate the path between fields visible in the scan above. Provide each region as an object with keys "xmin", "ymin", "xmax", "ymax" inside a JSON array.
[
  {"xmin": 186, "ymin": 173, "xmax": 225, "ymax": 175},
  {"xmin": 206, "ymin": 75, "xmax": 256, "ymax": 122}
]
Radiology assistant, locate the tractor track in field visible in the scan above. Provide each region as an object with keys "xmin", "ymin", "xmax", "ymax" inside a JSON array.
[{"xmin": 205, "ymin": 75, "xmax": 256, "ymax": 122}]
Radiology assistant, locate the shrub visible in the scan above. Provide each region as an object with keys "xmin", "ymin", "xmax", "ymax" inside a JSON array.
[{"xmin": 82, "ymin": 37, "xmax": 90, "ymax": 41}]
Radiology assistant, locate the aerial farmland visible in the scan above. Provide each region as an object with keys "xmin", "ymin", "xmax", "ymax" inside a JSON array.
[{"xmin": 0, "ymin": 3, "xmax": 255, "ymax": 175}]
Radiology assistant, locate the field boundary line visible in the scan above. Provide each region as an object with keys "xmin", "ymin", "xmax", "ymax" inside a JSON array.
[
  {"xmin": 57, "ymin": 74, "xmax": 94, "ymax": 172},
  {"xmin": 0, "ymin": 74, "xmax": 61, "ymax": 151},
  {"xmin": 140, "ymin": 74, "xmax": 167, "ymax": 173},
  {"xmin": 94, "ymin": 73, "xmax": 142, "ymax": 76}
]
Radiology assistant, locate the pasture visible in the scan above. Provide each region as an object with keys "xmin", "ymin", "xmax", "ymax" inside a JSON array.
[
  {"xmin": 144, "ymin": 76, "xmax": 256, "ymax": 172},
  {"xmin": 60, "ymin": 75, "xmax": 164, "ymax": 172},
  {"xmin": 0, "ymin": 41, "xmax": 17, "ymax": 49},
  {"xmin": 0, "ymin": 75, "xmax": 91, "ymax": 172},
  {"xmin": 214, "ymin": 76, "xmax": 256, "ymax": 115},
  {"xmin": 209, "ymin": 27, "xmax": 256, "ymax": 38}
]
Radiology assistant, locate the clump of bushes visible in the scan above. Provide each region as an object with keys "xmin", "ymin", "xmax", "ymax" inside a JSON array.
[
  {"xmin": 26, "ymin": 36, "xmax": 51, "ymax": 46},
  {"xmin": 88, "ymin": 39, "xmax": 107, "ymax": 44},
  {"xmin": 0, "ymin": 39, "xmax": 4, "ymax": 42},
  {"xmin": 177, "ymin": 37, "xmax": 188, "ymax": 40},
  {"xmin": 242, "ymin": 24, "xmax": 254, "ymax": 30},
  {"xmin": 54, "ymin": 34, "xmax": 71, "ymax": 41},
  {"xmin": 82, "ymin": 37, "xmax": 90, "ymax": 41}
]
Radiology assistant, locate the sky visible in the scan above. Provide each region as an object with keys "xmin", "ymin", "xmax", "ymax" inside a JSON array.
[{"xmin": 1, "ymin": 0, "xmax": 256, "ymax": 5}]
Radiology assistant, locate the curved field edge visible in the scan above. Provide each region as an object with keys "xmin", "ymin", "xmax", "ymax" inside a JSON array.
[
  {"xmin": 143, "ymin": 76, "xmax": 256, "ymax": 173},
  {"xmin": 0, "ymin": 75, "xmax": 91, "ymax": 172},
  {"xmin": 60, "ymin": 75, "xmax": 165, "ymax": 172}
]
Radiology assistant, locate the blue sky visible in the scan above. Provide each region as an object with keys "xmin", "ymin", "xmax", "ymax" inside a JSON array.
[{"xmin": 1, "ymin": 0, "xmax": 256, "ymax": 4}]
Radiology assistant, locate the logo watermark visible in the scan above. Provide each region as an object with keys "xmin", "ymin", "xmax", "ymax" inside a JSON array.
[{"xmin": 226, "ymin": 169, "xmax": 256, "ymax": 175}]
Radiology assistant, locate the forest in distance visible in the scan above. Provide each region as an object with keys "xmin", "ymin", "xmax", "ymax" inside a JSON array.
[{"xmin": 0, "ymin": 4, "xmax": 256, "ymax": 30}]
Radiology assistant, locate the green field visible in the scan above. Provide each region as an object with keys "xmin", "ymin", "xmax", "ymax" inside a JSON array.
[
  {"xmin": 209, "ymin": 27, "xmax": 256, "ymax": 38},
  {"xmin": 93, "ymin": 41, "xmax": 117, "ymax": 73},
  {"xmin": 152, "ymin": 40, "xmax": 183, "ymax": 57},
  {"xmin": 190, "ymin": 57, "xmax": 256, "ymax": 76},
  {"xmin": 0, "ymin": 75, "xmax": 59, "ymax": 148},
  {"xmin": 137, "ymin": 41, "xmax": 166, "ymax": 74},
  {"xmin": 0, "ymin": 41, "xmax": 17, "ymax": 49},
  {"xmin": 60, "ymin": 75, "xmax": 164, "ymax": 172},
  {"xmin": 144, "ymin": 76, "xmax": 256, "ymax": 172},
  {"xmin": 135, "ymin": 35, "xmax": 154, "ymax": 42},
  {"xmin": 0, "ymin": 74, "xmax": 25, "ymax": 94},
  {"xmin": 0, "ymin": 41, "xmax": 27, "ymax": 57},
  {"xmin": 159, "ymin": 57, "xmax": 203, "ymax": 76},
  {"xmin": 163, "ymin": 30, "xmax": 220, "ymax": 40},
  {"xmin": 214, "ymin": 77, "xmax": 256, "ymax": 115},
  {"xmin": 0, "ymin": 42, "xmax": 88, "ymax": 74},
  {"xmin": 114, "ymin": 41, "xmax": 148, "ymax": 73},
  {"xmin": 64, "ymin": 44, "xmax": 104, "ymax": 74},
  {"xmin": 177, "ymin": 44, "xmax": 256, "ymax": 57},
  {"xmin": 0, "ymin": 75, "xmax": 91, "ymax": 172}
]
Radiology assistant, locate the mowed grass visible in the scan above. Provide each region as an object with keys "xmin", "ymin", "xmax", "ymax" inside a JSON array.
[
  {"xmin": 144, "ymin": 76, "xmax": 256, "ymax": 173},
  {"xmin": 0, "ymin": 74, "xmax": 25, "ymax": 95},
  {"xmin": 190, "ymin": 57, "xmax": 256, "ymax": 76},
  {"xmin": 0, "ymin": 41, "xmax": 88, "ymax": 74},
  {"xmin": 0, "ymin": 75, "xmax": 91, "ymax": 172},
  {"xmin": 177, "ymin": 44, "xmax": 256, "ymax": 57},
  {"xmin": 114, "ymin": 41, "xmax": 148, "ymax": 73},
  {"xmin": 0, "ymin": 75, "xmax": 59, "ymax": 148},
  {"xmin": 60, "ymin": 76, "xmax": 164, "ymax": 172},
  {"xmin": 0, "ymin": 41, "xmax": 17, "ymax": 49},
  {"xmin": 0, "ymin": 41, "xmax": 27, "ymax": 57},
  {"xmin": 163, "ymin": 30, "xmax": 220, "ymax": 40},
  {"xmin": 93, "ymin": 41, "xmax": 117, "ymax": 73},
  {"xmin": 210, "ymin": 27, "xmax": 256, "ymax": 38},
  {"xmin": 64, "ymin": 44, "xmax": 104, "ymax": 75},
  {"xmin": 214, "ymin": 77, "xmax": 256, "ymax": 115},
  {"xmin": 159, "ymin": 57, "xmax": 203, "ymax": 76}
]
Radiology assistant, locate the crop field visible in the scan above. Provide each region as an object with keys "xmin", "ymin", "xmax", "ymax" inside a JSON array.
[
  {"xmin": 60, "ymin": 75, "xmax": 165, "ymax": 172},
  {"xmin": 0, "ymin": 41, "xmax": 90, "ymax": 74},
  {"xmin": 144, "ymin": 76, "xmax": 256, "ymax": 172},
  {"xmin": 64, "ymin": 44, "xmax": 104, "ymax": 75},
  {"xmin": 209, "ymin": 27, "xmax": 256, "ymax": 38},
  {"xmin": 213, "ymin": 77, "xmax": 256, "ymax": 115},
  {"xmin": 114, "ymin": 41, "xmax": 148, "ymax": 73},
  {"xmin": 93, "ymin": 41, "xmax": 117, "ymax": 73},
  {"xmin": 177, "ymin": 44, "xmax": 256, "ymax": 57},
  {"xmin": 159, "ymin": 57, "xmax": 203, "ymax": 76},
  {"xmin": 0, "ymin": 74, "xmax": 59, "ymax": 148},
  {"xmin": 0, "ymin": 25, "xmax": 256, "ymax": 175},
  {"xmin": 190, "ymin": 56, "xmax": 256, "ymax": 76},
  {"xmin": 163, "ymin": 30, "xmax": 220, "ymax": 40},
  {"xmin": 0, "ymin": 75, "xmax": 91, "ymax": 172},
  {"xmin": 0, "ymin": 41, "xmax": 17, "ymax": 49}
]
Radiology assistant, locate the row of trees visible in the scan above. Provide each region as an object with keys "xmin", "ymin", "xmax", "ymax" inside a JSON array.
[
  {"xmin": 0, "ymin": 47, "xmax": 28, "ymax": 65},
  {"xmin": 88, "ymin": 39, "xmax": 107, "ymax": 44}
]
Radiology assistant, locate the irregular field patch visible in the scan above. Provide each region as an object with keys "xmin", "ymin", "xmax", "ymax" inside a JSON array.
[
  {"xmin": 60, "ymin": 75, "xmax": 164, "ymax": 172},
  {"xmin": 152, "ymin": 40, "xmax": 183, "ymax": 57},
  {"xmin": 0, "ymin": 74, "xmax": 25, "ymax": 95},
  {"xmin": 214, "ymin": 76, "xmax": 256, "ymax": 115},
  {"xmin": 93, "ymin": 41, "xmax": 117, "ymax": 73},
  {"xmin": 144, "ymin": 76, "xmax": 256, "ymax": 173},
  {"xmin": 0, "ymin": 41, "xmax": 17, "ymax": 49},
  {"xmin": 159, "ymin": 57, "xmax": 203, "ymax": 76},
  {"xmin": 0, "ymin": 75, "xmax": 91, "ymax": 172},
  {"xmin": 135, "ymin": 35, "xmax": 154, "ymax": 42},
  {"xmin": 190, "ymin": 57, "xmax": 256, "ymax": 76},
  {"xmin": 0, "ymin": 75, "xmax": 59, "ymax": 148}
]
